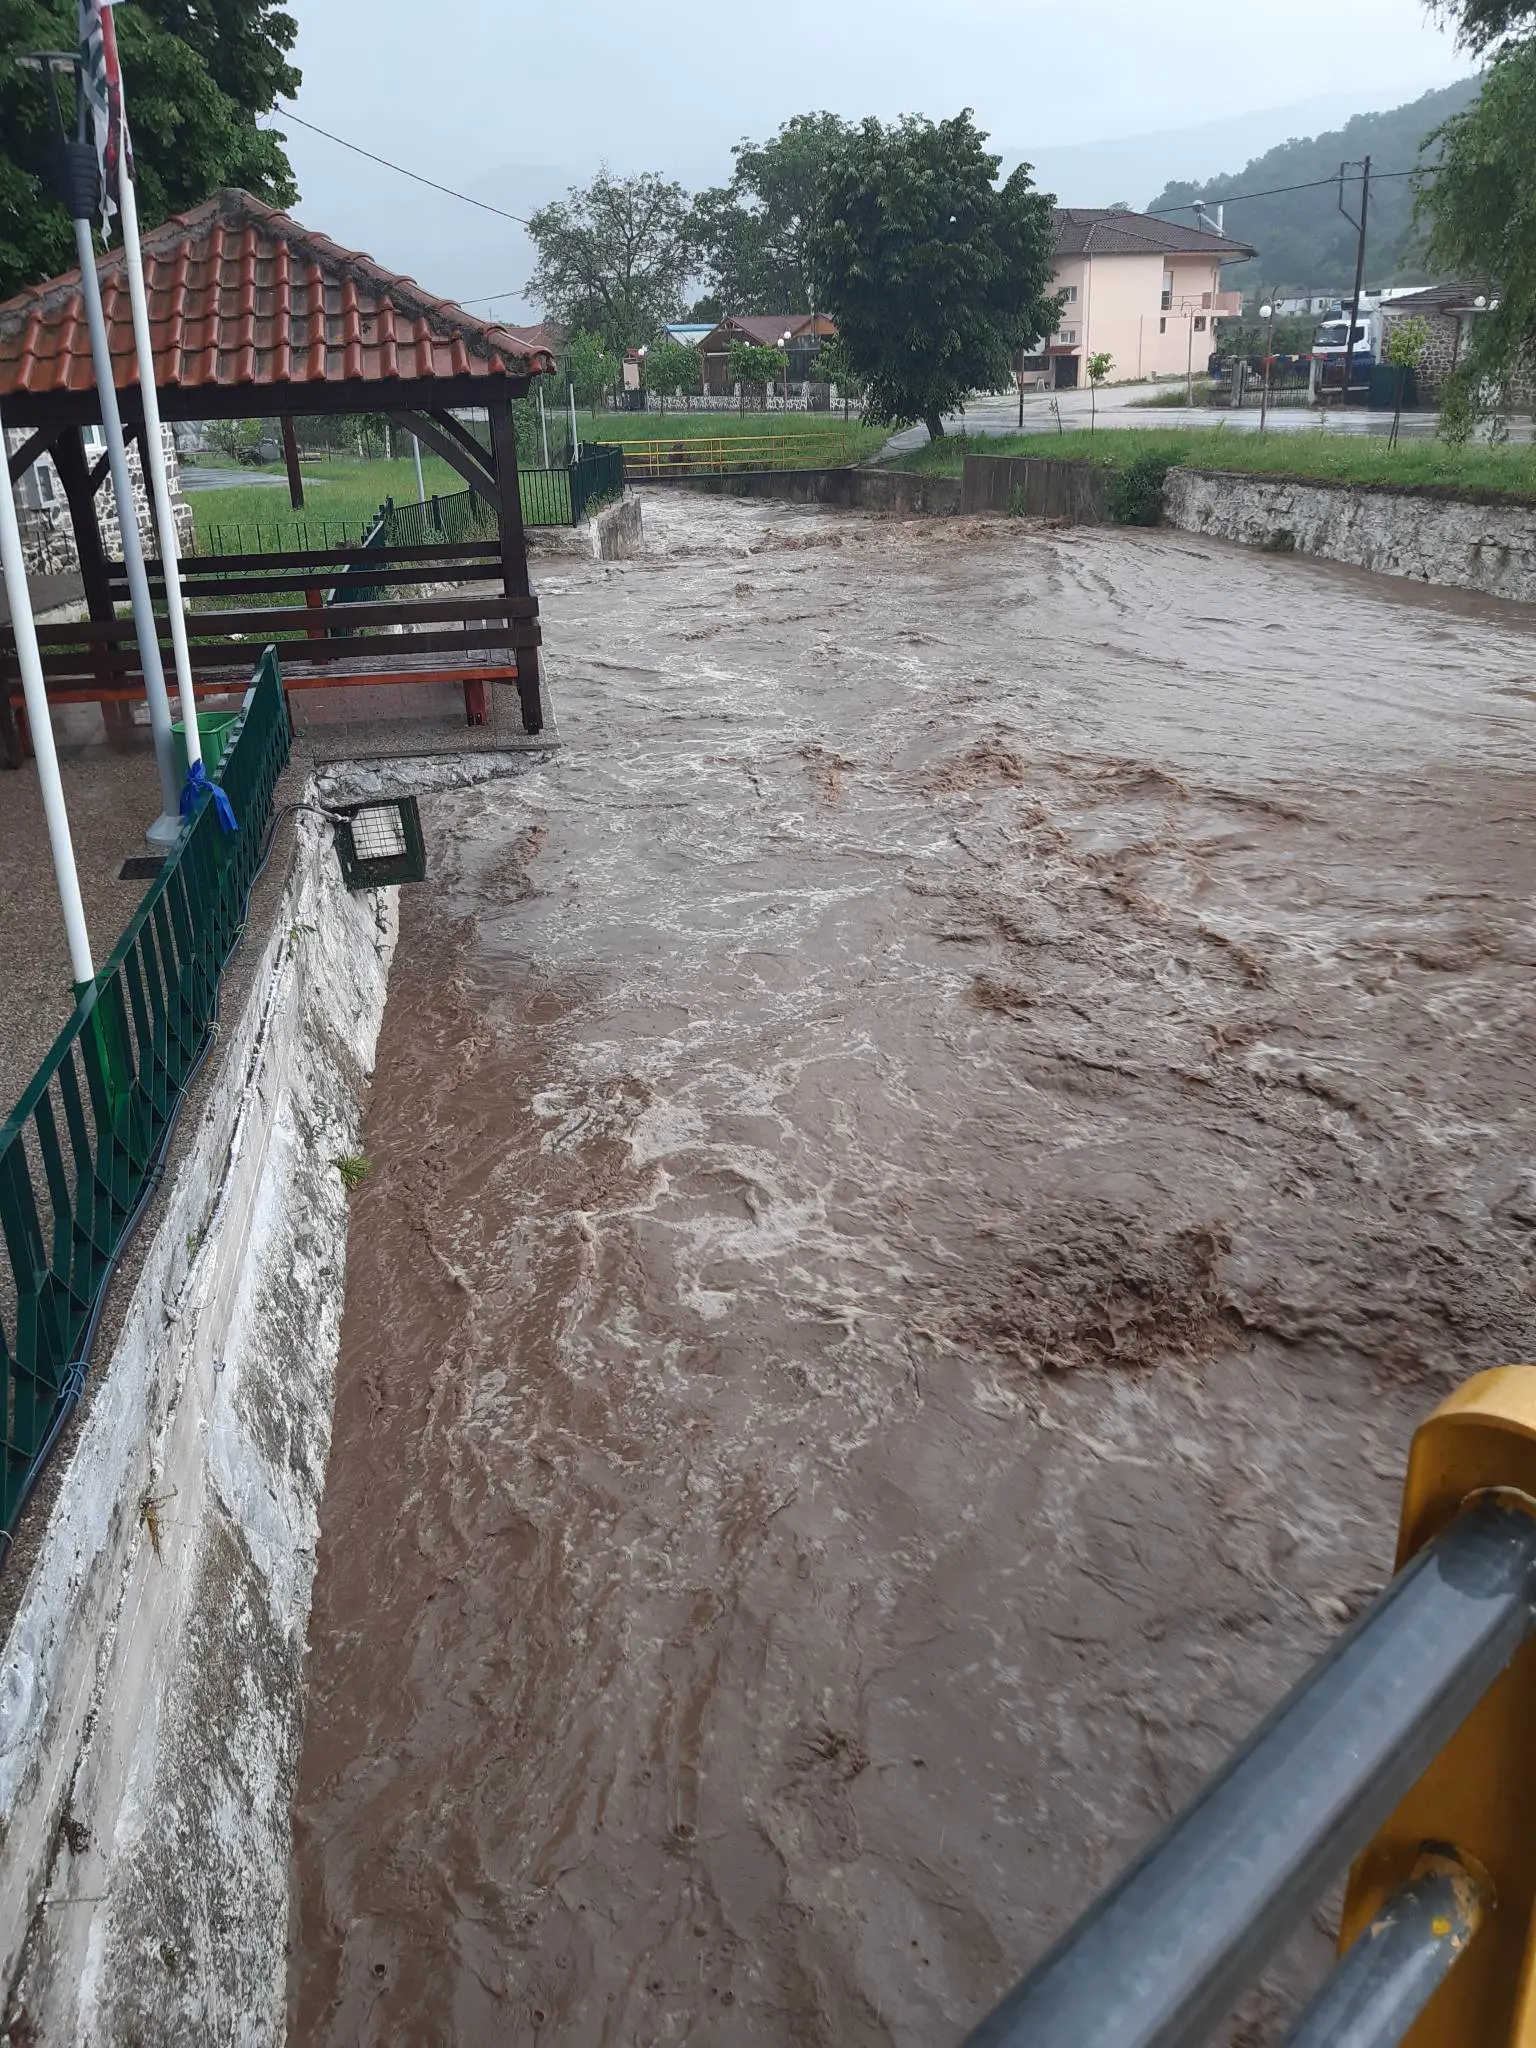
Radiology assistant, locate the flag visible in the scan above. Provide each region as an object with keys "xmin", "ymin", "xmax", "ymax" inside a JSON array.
[{"xmin": 78, "ymin": 0, "xmax": 132, "ymax": 236}]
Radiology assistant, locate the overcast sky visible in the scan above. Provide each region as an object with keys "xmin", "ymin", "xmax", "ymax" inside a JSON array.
[{"xmin": 268, "ymin": 0, "xmax": 1473, "ymax": 318}]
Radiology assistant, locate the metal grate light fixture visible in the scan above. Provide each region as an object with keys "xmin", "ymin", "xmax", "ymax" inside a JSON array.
[{"xmin": 334, "ymin": 797, "xmax": 428, "ymax": 890}]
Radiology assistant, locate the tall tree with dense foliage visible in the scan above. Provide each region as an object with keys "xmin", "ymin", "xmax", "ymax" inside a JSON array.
[
  {"xmin": 564, "ymin": 329, "xmax": 618, "ymax": 410},
  {"xmin": 642, "ymin": 334, "xmax": 700, "ymax": 406},
  {"xmin": 0, "ymin": 0, "xmax": 299, "ymax": 300},
  {"xmin": 691, "ymin": 112, "xmax": 851, "ymax": 313},
  {"xmin": 806, "ymin": 111, "xmax": 1062, "ymax": 442},
  {"xmin": 527, "ymin": 170, "xmax": 693, "ymax": 355},
  {"xmin": 1418, "ymin": 35, "xmax": 1536, "ymax": 400}
]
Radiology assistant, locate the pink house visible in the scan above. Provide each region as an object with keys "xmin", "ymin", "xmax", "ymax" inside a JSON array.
[{"xmin": 1027, "ymin": 210, "xmax": 1253, "ymax": 388}]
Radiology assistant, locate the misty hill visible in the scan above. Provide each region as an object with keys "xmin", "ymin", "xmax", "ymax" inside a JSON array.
[{"xmin": 1145, "ymin": 77, "xmax": 1482, "ymax": 294}]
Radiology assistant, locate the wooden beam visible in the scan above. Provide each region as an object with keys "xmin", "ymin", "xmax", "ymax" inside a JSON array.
[
  {"xmin": 390, "ymin": 410, "xmax": 495, "ymax": 504},
  {"xmin": 6, "ymin": 429, "xmax": 50, "ymax": 486},
  {"xmin": 114, "ymin": 559, "xmax": 504, "ymax": 600},
  {"xmin": 280, "ymin": 417, "xmax": 305, "ymax": 509},
  {"xmin": 489, "ymin": 399, "xmax": 542, "ymax": 734},
  {"xmin": 0, "ymin": 371, "xmax": 535, "ymax": 434},
  {"xmin": 31, "ymin": 594, "xmax": 535, "ymax": 643},
  {"xmin": 52, "ymin": 428, "xmax": 126, "ymax": 707},
  {"xmin": 110, "ymin": 537, "xmax": 501, "ymax": 578},
  {"xmin": 88, "ymin": 421, "xmax": 138, "ymax": 497}
]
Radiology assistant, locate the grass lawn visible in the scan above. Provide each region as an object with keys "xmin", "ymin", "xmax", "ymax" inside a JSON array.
[
  {"xmin": 888, "ymin": 427, "xmax": 1536, "ymax": 504},
  {"xmin": 183, "ymin": 412, "xmax": 887, "ymax": 552},
  {"xmin": 183, "ymin": 453, "xmax": 470, "ymax": 554}
]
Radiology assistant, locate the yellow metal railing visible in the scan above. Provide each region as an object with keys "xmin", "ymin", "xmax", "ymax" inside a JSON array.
[{"xmin": 617, "ymin": 433, "xmax": 855, "ymax": 477}]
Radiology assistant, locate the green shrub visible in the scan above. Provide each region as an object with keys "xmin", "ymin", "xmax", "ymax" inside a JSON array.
[{"xmin": 1111, "ymin": 453, "xmax": 1173, "ymax": 525}]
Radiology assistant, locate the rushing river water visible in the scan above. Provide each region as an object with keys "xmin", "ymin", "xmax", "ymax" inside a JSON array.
[{"xmin": 288, "ymin": 495, "xmax": 1536, "ymax": 2046}]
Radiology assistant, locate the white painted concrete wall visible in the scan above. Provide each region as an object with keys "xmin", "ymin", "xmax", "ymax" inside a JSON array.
[{"xmin": 0, "ymin": 807, "xmax": 396, "ymax": 2046}]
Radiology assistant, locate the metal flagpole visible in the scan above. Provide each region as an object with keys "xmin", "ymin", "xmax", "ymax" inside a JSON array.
[
  {"xmin": 72, "ymin": 213, "xmax": 182, "ymax": 845},
  {"xmin": 100, "ymin": 2, "xmax": 201, "ymax": 781},
  {"xmin": 24, "ymin": 45, "xmax": 181, "ymax": 845},
  {"xmin": 0, "ymin": 397, "xmax": 95, "ymax": 987},
  {"xmin": 412, "ymin": 432, "xmax": 426, "ymax": 505}
]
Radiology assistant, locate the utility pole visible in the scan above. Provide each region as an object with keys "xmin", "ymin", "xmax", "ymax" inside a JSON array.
[{"xmin": 1339, "ymin": 156, "xmax": 1371, "ymax": 408}]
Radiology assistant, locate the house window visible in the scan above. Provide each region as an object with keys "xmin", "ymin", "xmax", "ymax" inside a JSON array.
[
  {"xmin": 1060, "ymin": 329, "xmax": 1077, "ymax": 345},
  {"xmin": 1159, "ymin": 317, "xmax": 1167, "ymax": 334},
  {"xmin": 1161, "ymin": 271, "xmax": 1173, "ymax": 311},
  {"xmin": 1062, "ymin": 285, "xmax": 1078, "ymax": 303},
  {"xmin": 1194, "ymin": 315, "xmax": 1206, "ymax": 332}
]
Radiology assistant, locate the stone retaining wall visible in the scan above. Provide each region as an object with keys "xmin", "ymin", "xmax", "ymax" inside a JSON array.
[
  {"xmin": 643, "ymin": 466, "xmax": 962, "ymax": 515},
  {"xmin": 1163, "ymin": 467, "xmax": 1536, "ymax": 604}
]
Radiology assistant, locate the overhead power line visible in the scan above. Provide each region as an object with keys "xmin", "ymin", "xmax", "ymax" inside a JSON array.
[
  {"xmin": 1147, "ymin": 167, "xmax": 1417, "ymax": 215},
  {"xmin": 267, "ymin": 107, "xmax": 532, "ymax": 228}
]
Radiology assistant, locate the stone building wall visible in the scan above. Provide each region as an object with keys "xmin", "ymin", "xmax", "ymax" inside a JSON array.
[{"xmin": 6, "ymin": 425, "xmax": 196, "ymax": 577}]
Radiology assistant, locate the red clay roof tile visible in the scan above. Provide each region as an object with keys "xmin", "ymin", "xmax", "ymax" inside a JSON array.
[{"xmin": 0, "ymin": 188, "xmax": 556, "ymax": 403}]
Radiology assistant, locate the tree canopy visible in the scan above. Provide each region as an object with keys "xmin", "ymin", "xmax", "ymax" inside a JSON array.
[
  {"xmin": 806, "ymin": 110, "xmax": 1061, "ymax": 440},
  {"xmin": 642, "ymin": 334, "xmax": 700, "ymax": 399},
  {"xmin": 691, "ymin": 112, "xmax": 851, "ymax": 314},
  {"xmin": 0, "ymin": 0, "xmax": 299, "ymax": 301},
  {"xmin": 526, "ymin": 170, "xmax": 693, "ymax": 355},
  {"xmin": 1418, "ymin": 35, "xmax": 1536, "ymax": 395}
]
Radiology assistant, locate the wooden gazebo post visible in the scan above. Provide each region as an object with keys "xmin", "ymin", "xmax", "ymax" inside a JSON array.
[{"xmin": 489, "ymin": 401, "xmax": 541, "ymax": 737}]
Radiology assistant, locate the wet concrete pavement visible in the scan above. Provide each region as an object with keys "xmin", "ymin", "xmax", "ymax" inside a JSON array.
[
  {"xmin": 289, "ymin": 495, "xmax": 1536, "ymax": 2046},
  {"xmin": 876, "ymin": 380, "xmax": 1533, "ymax": 455}
]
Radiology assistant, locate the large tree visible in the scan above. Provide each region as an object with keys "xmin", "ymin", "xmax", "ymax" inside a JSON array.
[
  {"xmin": 691, "ymin": 111, "xmax": 851, "ymax": 314},
  {"xmin": 1418, "ymin": 24, "xmax": 1536, "ymax": 397},
  {"xmin": 0, "ymin": 0, "xmax": 299, "ymax": 301},
  {"xmin": 806, "ymin": 110, "xmax": 1062, "ymax": 442},
  {"xmin": 527, "ymin": 170, "xmax": 693, "ymax": 355}
]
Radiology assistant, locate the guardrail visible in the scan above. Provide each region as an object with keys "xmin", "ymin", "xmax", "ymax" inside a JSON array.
[
  {"xmin": 965, "ymin": 1366, "xmax": 1536, "ymax": 2048},
  {"xmin": 0, "ymin": 647, "xmax": 290, "ymax": 1545},
  {"xmin": 618, "ymin": 431, "xmax": 856, "ymax": 477}
]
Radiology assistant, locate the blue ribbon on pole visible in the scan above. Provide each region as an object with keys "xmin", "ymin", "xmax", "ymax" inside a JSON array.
[{"xmin": 181, "ymin": 759, "xmax": 238, "ymax": 833}]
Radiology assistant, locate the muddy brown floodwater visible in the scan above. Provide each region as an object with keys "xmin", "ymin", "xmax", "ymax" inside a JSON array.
[{"xmin": 288, "ymin": 496, "xmax": 1536, "ymax": 2047}]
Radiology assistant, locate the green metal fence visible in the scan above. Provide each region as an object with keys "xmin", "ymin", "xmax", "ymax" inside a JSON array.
[
  {"xmin": 569, "ymin": 445, "xmax": 625, "ymax": 524},
  {"xmin": 0, "ymin": 649, "xmax": 291, "ymax": 1544}
]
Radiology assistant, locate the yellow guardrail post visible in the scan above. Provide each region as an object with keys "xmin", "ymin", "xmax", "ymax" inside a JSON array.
[{"xmin": 1337, "ymin": 1365, "xmax": 1536, "ymax": 2047}]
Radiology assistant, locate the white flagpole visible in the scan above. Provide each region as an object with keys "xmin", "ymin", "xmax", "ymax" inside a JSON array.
[
  {"xmin": 72, "ymin": 211, "xmax": 182, "ymax": 845},
  {"xmin": 99, "ymin": 2, "xmax": 199, "ymax": 777},
  {"xmin": 412, "ymin": 432, "xmax": 426, "ymax": 506},
  {"xmin": 115, "ymin": 141, "xmax": 200, "ymax": 772},
  {"xmin": 0, "ymin": 401, "xmax": 95, "ymax": 987}
]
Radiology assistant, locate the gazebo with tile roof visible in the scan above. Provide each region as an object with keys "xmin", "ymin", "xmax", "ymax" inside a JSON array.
[{"xmin": 0, "ymin": 187, "xmax": 559, "ymax": 763}]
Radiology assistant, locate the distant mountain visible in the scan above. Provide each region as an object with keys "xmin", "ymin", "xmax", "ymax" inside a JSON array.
[
  {"xmin": 1144, "ymin": 78, "xmax": 1482, "ymax": 294},
  {"xmin": 1006, "ymin": 85, "xmax": 1463, "ymax": 216}
]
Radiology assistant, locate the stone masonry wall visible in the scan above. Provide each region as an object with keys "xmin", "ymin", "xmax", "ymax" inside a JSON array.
[
  {"xmin": 9, "ymin": 425, "xmax": 196, "ymax": 576},
  {"xmin": 1163, "ymin": 466, "xmax": 1536, "ymax": 604}
]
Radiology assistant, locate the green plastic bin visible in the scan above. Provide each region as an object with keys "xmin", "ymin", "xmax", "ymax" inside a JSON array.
[{"xmin": 172, "ymin": 710, "xmax": 241, "ymax": 787}]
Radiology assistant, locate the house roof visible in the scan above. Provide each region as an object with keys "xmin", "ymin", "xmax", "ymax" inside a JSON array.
[
  {"xmin": 1379, "ymin": 280, "xmax": 1499, "ymax": 314},
  {"xmin": 500, "ymin": 319, "xmax": 568, "ymax": 355},
  {"xmin": 1053, "ymin": 208, "xmax": 1256, "ymax": 262},
  {"xmin": 0, "ymin": 188, "xmax": 557, "ymax": 422},
  {"xmin": 703, "ymin": 314, "xmax": 837, "ymax": 348}
]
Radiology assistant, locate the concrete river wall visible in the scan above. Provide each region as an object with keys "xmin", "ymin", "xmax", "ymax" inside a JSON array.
[
  {"xmin": 1161, "ymin": 467, "xmax": 1536, "ymax": 604},
  {"xmin": 0, "ymin": 808, "xmax": 396, "ymax": 2046},
  {"xmin": 650, "ymin": 456, "xmax": 1536, "ymax": 605}
]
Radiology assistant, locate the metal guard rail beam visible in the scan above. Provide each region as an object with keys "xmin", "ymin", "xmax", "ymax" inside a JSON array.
[
  {"xmin": 0, "ymin": 647, "xmax": 290, "ymax": 1543},
  {"xmin": 965, "ymin": 1449, "xmax": 1536, "ymax": 2048}
]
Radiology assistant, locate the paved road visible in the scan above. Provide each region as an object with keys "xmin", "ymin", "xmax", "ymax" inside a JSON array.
[{"xmin": 878, "ymin": 380, "xmax": 1533, "ymax": 458}]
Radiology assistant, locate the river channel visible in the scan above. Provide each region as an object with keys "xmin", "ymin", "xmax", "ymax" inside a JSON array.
[{"xmin": 288, "ymin": 494, "xmax": 1536, "ymax": 2045}]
